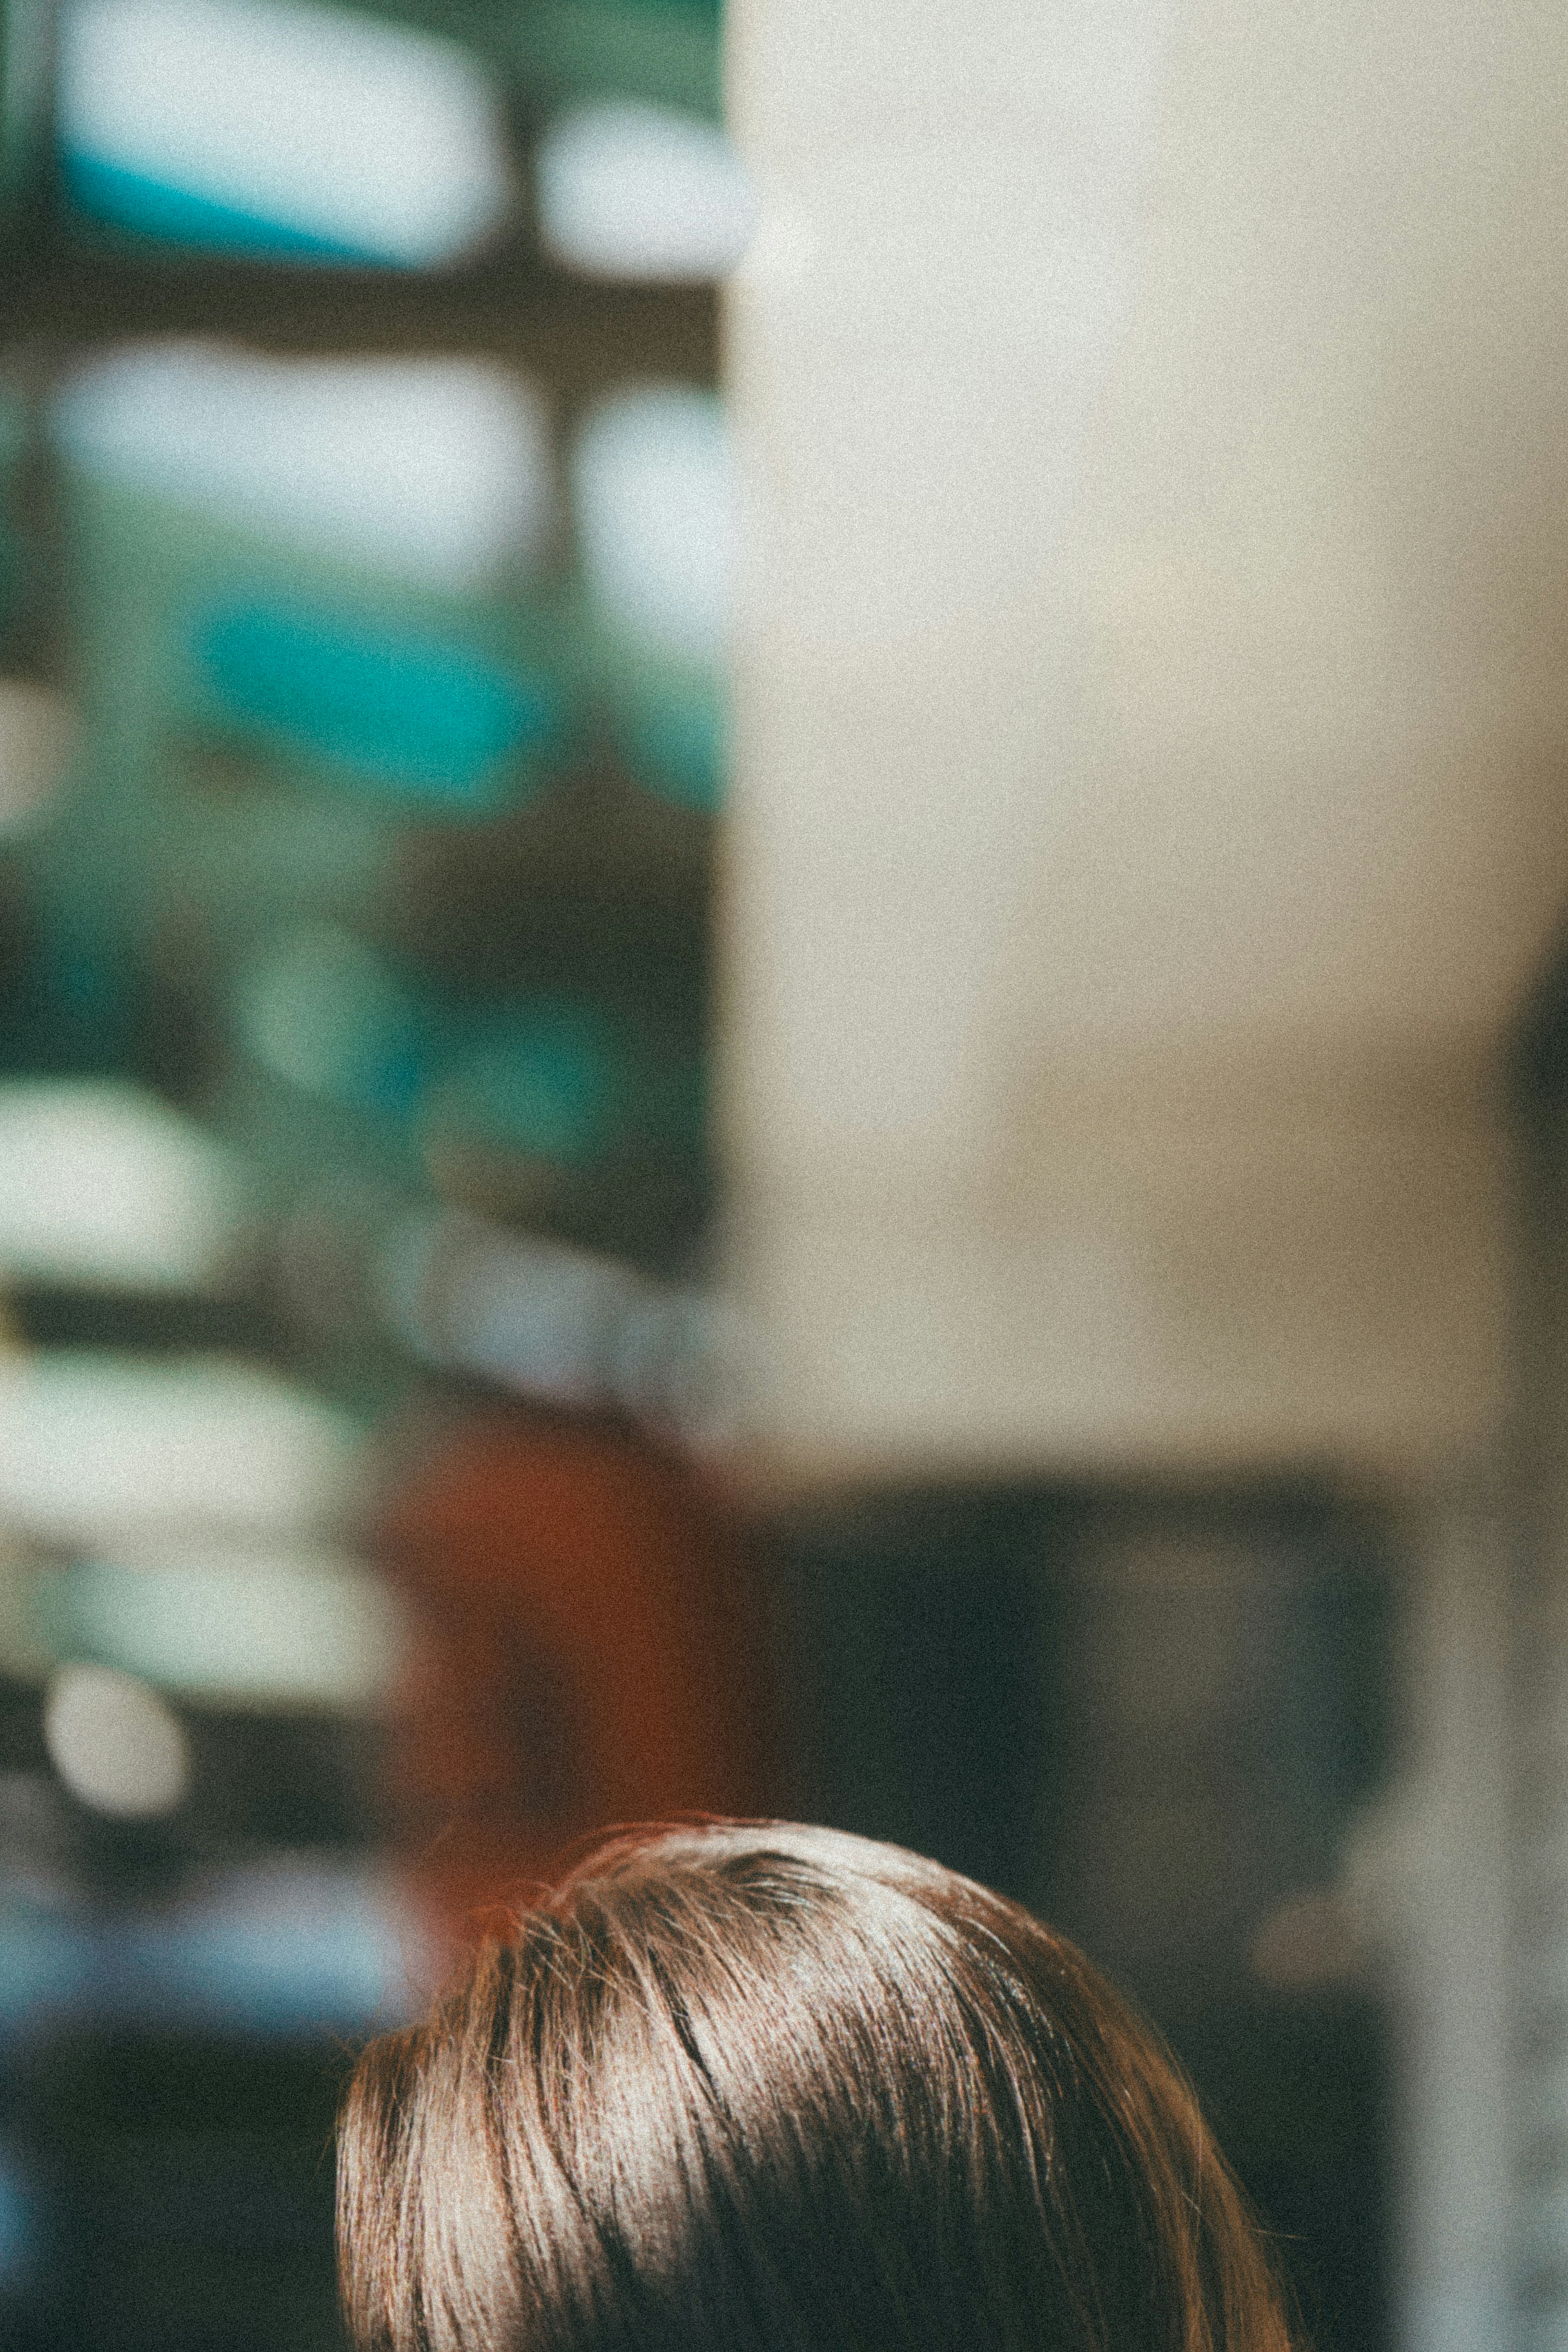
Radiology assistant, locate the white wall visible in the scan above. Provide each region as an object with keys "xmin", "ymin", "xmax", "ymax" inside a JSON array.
[
  {"xmin": 722, "ymin": 10, "xmax": 1568, "ymax": 2343},
  {"xmin": 721, "ymin": 0, "xmax": 1568, "ymax": 1492}
]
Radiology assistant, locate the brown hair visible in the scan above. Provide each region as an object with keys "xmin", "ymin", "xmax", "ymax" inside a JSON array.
[{"xmin": 338, "ymin": 1822, "xmax": 1295, "ymax": 2352}]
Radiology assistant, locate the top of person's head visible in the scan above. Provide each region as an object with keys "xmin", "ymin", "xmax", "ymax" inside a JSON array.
[{"xmin": 338, "ymin": 1820, "xmax": 1293, "ymax": 2352}]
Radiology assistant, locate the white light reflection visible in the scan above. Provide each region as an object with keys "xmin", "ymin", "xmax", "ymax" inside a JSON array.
[
  {"xmin": 380, "ymin": 1207, "xmax": 752, "ymax": 1447},
  {"xmin": 53, "ymin": 344, "xmax": 552, "ymax": 591},
  {"xmin": 234, "ymin": 925, "xmax": 427, "ymax": 1113},
  {"xmin": 382, "ymin": 1208, "xmax": 641, "ymax": 1411},
  {"xmin": 537, "ymin": 100, "xmax": 757, "ymax": 283},
  {"xmin": 0, "ymin": 1355, "xmax": 362, "ymax": 1545},
  {"xmin": 44, "ymin": 1662, "xmax": 189, "ymax": 1817},
  {"xmin": 572, "ymin": 386, "xmax": 733, "ymax": 664},
  {"xmin": 58, "ymin": 0, "xmax": 512, "ymax": 265},
  {"xmin": 0, "ymin": 1080, "xmax": 246, "ymax": 1290},
  {"xmin": 36, "ymin": 1550, "xmax": 401, "ymax": 1710}
]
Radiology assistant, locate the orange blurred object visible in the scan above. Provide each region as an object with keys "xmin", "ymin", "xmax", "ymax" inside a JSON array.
[{"xmin": 374, "ymin": 1406, "xmax": 769, "ymax": 1944}]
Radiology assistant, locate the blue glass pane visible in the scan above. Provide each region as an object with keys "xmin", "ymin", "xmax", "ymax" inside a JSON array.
[
  {"xmin": 0, "ymin": 1884, "xmax": 410, "ymax": 2037},
  {"xmin": 0, "ymin": 1907, "xmax": 92, "ymax": 2027},
  {"xmin": 107, "ymin": 1896, "xmax": 404, "ymax": 2032},
  {"xmin": 193, "ymin": 600, "xmax": 559, "ymax": 810}
]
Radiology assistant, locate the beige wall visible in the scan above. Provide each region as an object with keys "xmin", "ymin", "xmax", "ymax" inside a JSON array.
[{"xmin": 720, "ymin": 0, "xmax": 1568, "ymax": 1491}]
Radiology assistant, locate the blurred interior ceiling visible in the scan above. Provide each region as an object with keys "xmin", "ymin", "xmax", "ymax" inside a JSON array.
[{"xmin": 721, "ymin": 0, "xmax": 1568, "ymax": 1492}]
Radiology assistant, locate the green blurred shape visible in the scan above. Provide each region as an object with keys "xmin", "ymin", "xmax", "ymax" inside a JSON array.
[
  {"xmin": 38, "ymin": 473, "xmax": 569, "ymax": 1033},
  {"xmin": 510, "ymin": 0, "xmax": 722, "ymax": 120},
  {"xmin": 430, "ymin": 1000, "xmax": 621, "ymax": 1163},
  {"xmin": 0, "ymin": 381, "xmax": 26, "ymax": 645},
  {"xmin": 234, "ymin": 927, "xmax": 435, "ymax": 1120},
  {"xmin": 71, "ymin": 475, "xmax": 568, "ymax": 813},
  {"xmin": 370, "ymin": 0, "xmax": 722, "ymax": 115},
  {"xmin": 636, "ymin": 1034, "xmax": 707, "ymax": 1152},
  {"xmin": 559, "ymin": 591, "xmax": 726, "ymax": 813},
  {"xmin": 0, "ymin": 0, "xmax": 50, "ymax": 208},
  {"xmin": 612, "ymin": 662, "xmax": 724, "ymax": 813}
]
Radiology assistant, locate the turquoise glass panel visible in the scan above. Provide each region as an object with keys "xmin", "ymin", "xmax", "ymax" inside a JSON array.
[
  {"xmin": 623, "ymin": 688, "xmax": 722, "ymax": 813},
  {"xmin": 438, "ymin": 1002, "xmax": 618, "ymax": 1162},
  {"xmin": 192, "ymin": 599, "xmax": 559, "ymax": 810},
  {"xmin": 63, "ymin": 150, "xmax": 390, "ymax": 262}
]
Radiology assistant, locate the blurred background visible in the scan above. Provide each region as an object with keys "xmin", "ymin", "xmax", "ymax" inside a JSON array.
[{"xmin": 0, "ymin": 1, "xmax": 1564, "ymax": 2347}]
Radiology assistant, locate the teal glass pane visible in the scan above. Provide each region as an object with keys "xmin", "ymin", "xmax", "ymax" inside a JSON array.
[
  {"xmin": 63, "ymin": 150, "xmax": 392, "ymax": 263},
  {"xmin": 621, "ymin": 687, "xmax": 723, "ymax": 813},
  {"xmin": 193, "ymin": 599, "xmax": 560, "ymax": 810},
  {"xmin": 436, "ymin": 1002, "xmax": 619, "ymax": 1162}
]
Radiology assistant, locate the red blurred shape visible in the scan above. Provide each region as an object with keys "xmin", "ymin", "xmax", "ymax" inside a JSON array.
[{"xmin": 375, "ymin": 1408, "xmax": 767, "ymax": 1945}]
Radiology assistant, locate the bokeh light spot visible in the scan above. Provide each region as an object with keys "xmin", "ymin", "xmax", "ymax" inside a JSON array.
[{"xmin": 44, "ymin": 1661, "xmax": 190, "ymax": 1818}]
